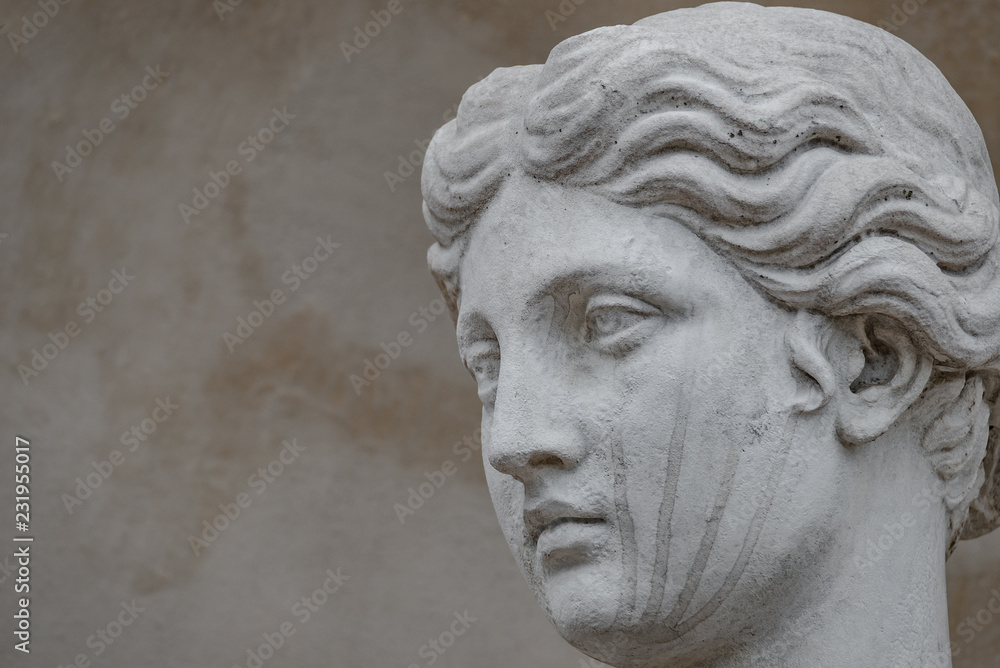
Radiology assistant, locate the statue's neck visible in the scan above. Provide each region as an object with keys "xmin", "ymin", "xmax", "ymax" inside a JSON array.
[{"xmin": 715, "ymin": 482, "xmax": 953, "ymax": 667}]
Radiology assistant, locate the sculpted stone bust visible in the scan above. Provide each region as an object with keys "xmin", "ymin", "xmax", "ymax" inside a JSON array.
[{"xmin": 419, "ymin": 3, "xmax": 1000, "ymax": 666}]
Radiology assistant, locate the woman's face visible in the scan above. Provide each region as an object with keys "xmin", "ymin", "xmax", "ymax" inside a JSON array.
[{"xmin": 455, "ymin": 174, "xmax": 851, "ymax": 664}]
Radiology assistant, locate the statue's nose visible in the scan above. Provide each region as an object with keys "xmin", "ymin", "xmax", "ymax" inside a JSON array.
[{"xmin": 485, "ymin": 361, "xmax": 589, "ymax": 485}]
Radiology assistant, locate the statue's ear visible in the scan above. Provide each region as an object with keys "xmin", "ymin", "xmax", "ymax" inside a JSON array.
[
  {"xmin": 831, "ymin": 316, "xmax": 934, "ymax": 446},
  {"xmin": 785, "ymin": 310, "xmax": 838, "ymax": 415},
  {"xmin": 785, "ymin": 312, "xmax": 934, "ymax": 445}
]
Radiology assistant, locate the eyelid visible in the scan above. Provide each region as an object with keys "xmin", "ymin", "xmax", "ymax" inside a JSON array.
[
  {"xmin": 461, "ymin": 339, "xmax": 500, "ymax": 374},
  {"xmin": 457, "ymin": 311, "xmax": 499, "ymax": 370},
  {"xmin": 461, "ymin": 339, "xmax": 500, "ymax": 408},
  {"xmin": 582, "ymin": 293, "xmax": 665, "ymax": 354},
  {"xmin": 584, "ymin": 293, "xmax": 663, "ymax": 318}
]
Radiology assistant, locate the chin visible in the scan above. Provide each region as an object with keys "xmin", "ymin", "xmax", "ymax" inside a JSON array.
[
  {"xmin": 540, "ymin": 558, "xmax": 754, "ymax": 668},
  {"xmin": 553, "ymin": 622, "xmax": 709, "ymax": 668},
  {"xmin": 565, "ymin": 624, "xmax": 740, "ymax": 668},
  {"xmin": 534, "ymin": 555, "xmax": 625, "ymax": 653}
]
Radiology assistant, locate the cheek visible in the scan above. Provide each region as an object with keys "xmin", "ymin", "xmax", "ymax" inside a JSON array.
[
  {"xmin": 606, "ymin": 340, "xmax": 697, "ymax": 616},
  {"xmin": 612, "ymin": 325, "xmax": 801, "ymax": 624},
  {"xmin": 758, "ymin": 420, "xmax": 851, "ymax": 557},
  {"xmin": 481, "ymin": 431, "xmax": 530, "ymax": 569},
  {"xmin": 485, "ymin": 468, "xmax": 521, "ymax": 534}
]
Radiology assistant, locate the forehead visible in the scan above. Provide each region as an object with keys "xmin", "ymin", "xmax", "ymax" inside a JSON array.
[{"xmin": 457, "ymin": 174, "xmax": 715, "ymax": 322}]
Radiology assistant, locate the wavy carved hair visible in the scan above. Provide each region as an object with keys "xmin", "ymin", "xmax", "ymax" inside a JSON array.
[{"xmin": 420, "ymin": 2, "xmax": 1000, "ymax": 548}]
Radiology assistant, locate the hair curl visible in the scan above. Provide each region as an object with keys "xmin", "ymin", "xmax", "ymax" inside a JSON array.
[{"xmin": 420, "ymin": 2, "xmax": 1000, "ymax": 546}]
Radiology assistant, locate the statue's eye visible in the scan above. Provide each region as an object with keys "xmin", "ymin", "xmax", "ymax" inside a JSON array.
[
  {"xmin": 464, "ymin": 342, "xmax": 500, "ymax": 408},
  {"xmin": 584, "ymin": 295, "xmax": 663, "ymax": 353}
]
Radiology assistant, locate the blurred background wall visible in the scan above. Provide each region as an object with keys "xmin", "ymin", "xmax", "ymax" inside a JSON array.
[{"xmin": 0, "ymin": 1, "xmax": 997, "ymax": 666}]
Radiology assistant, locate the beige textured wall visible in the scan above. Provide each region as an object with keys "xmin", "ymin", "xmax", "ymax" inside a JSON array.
[{"xmin": 0, "ymin": 1, "xmax": 997, "ymax": 666}]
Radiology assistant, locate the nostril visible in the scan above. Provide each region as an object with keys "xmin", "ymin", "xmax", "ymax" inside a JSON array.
[
  {"xmin": 489, "ymin": 449, "xmax": 574, "ymax": 481},
  {"xmin": 532, "ymin": 454, "xmax": 565, "ymax": 468}
]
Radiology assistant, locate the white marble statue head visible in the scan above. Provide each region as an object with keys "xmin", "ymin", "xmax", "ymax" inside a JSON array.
[{"xmin": 420, "ymin": 3, "xmax": 1000, "ymax": 665}]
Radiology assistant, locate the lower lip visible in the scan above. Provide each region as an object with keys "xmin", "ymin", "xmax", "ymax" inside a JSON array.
[{"xmin": 536, "ymin": 519, "xmax": 608, "ymax": 567}]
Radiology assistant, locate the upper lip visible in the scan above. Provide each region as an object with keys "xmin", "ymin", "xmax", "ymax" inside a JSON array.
[{"xmin": 523, "ymin": 499, "xmax": 606, "ymax": 544}]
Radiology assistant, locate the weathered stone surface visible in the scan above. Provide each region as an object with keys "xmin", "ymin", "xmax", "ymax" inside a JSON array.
[
  {"xmin": 422, "ymin": 4, "xmax": 1000, "ymax": 665},
  {"xmin": 2, "ymin": 0, "xmax": 998, "ymax": 666}
]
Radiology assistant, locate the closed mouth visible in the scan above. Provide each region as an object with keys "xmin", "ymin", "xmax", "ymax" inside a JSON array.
[
  {"xmin": 545, "ymin": 516, "xmax": 605, "ymax": 533},
  {"xmin": 523, "ymin": 497, "xmax": 610, "ymax": 549},
  {"xmin": 534, "ymin": 517, "xmax": 610, "ymax": 570}
]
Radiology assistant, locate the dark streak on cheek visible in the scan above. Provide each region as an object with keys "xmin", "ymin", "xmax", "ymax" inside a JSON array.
[{"xmin": 610, "ymin": 428, "xmax": 638, "ymax": 627}]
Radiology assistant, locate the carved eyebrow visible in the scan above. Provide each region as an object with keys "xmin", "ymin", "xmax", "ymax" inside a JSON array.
[
  {"xmin": 455, "ymin": 265, "xmax": 686, "ymax": 355},
  {"xmin": 521, "ymin": 265, "xmax": 686, "ymax": 319}
]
